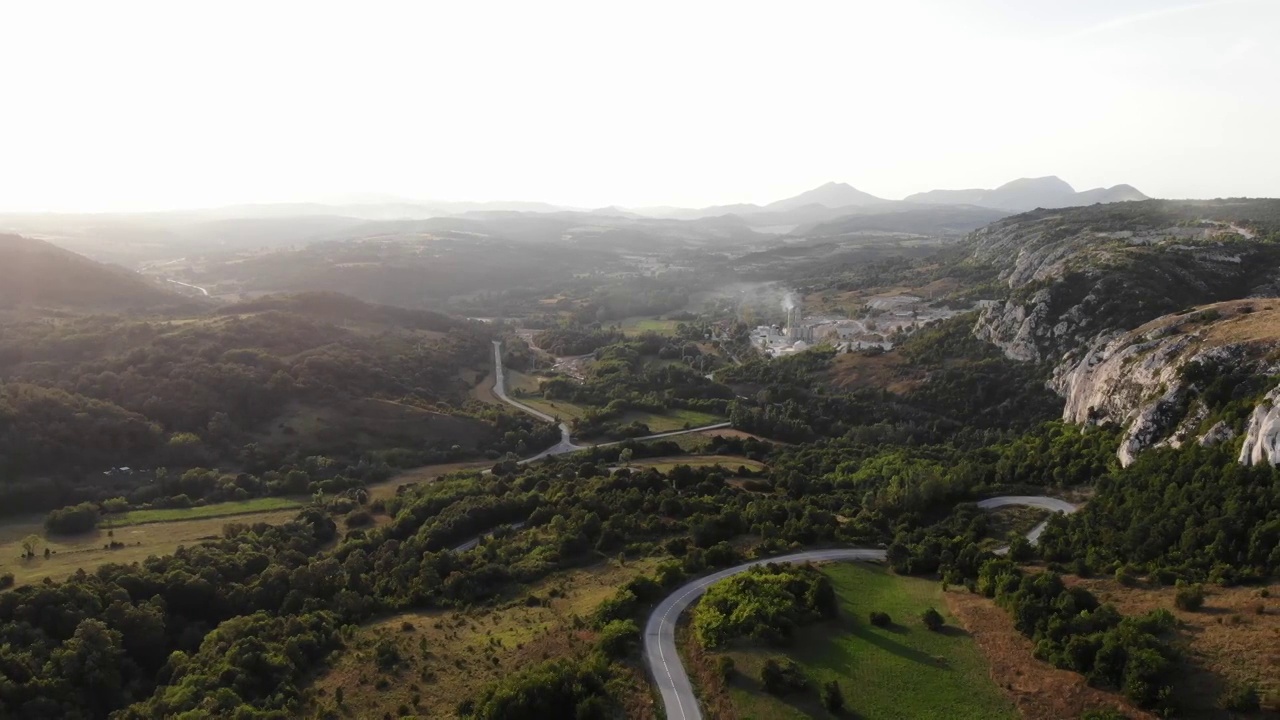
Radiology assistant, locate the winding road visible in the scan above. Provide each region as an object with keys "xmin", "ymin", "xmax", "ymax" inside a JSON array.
[
  {"xmin": 490, "ymin": 340, "xmax": 733, "ymax": 463},
  {"xmin": 165, "ymin": 278, "xmax": 210, "ymax": 296},
  {"xmin": 491, "ymin": 342, "xmax": 1082, "ymax": 718},
  {"xmin": 644, "ymin": 496, "xmax": 1079, "ymax": 720}
]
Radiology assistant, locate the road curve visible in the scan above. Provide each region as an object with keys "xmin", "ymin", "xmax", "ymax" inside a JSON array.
[
  {"xmin": 976, "ymin": 495, "xmax": 1078, "ymax": 545},
  {"xmin": 490, "ymin": 340, "xmax": 736, "ymax": 462},
  {"xmin": 644, "ymin": 496, "xmax": 1079, "ymax": 720}
]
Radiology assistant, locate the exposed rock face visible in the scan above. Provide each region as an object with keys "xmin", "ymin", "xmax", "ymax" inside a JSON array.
[
  {"xmin": 1199, "ymin": 420, "xmax": 1236, "ymax": 447},
  {"xmin": 1054, "ymin": 325, "xmax": 1212, "ymax": 466},
  {"xmin": 966, "ymin": 205, "xmax": 1278, "ymax": 365},
  {"xmin": 1239, "ymin": 388, "xmax": 1280, "ymax": 465},
  {"xmin": 1050, "ymin": 301, "xmax": 1280, "ymax": 465}
]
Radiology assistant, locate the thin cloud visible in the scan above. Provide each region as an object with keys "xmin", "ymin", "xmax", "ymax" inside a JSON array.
[{"xmin": 1066, "ymin": 0, "xmax": 1258, "ymax": 38}]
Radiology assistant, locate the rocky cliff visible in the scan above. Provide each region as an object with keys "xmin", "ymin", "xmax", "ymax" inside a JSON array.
[
  {"xmin": 967, "ymin": 202, "xmax": 1280, "ymax": 365},
  {"xmin": 1051, "ymin": 300, "xmax": 1280, "ymax": 465}
]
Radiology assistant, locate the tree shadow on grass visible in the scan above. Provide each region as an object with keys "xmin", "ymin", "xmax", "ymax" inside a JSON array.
[
  {"xmin": 935, "ymin": 624, "xmax": 971, "ymax": 638},
  {"xmin": 834, "ymin": 624, "xmax": 954, "ymax": 670}
]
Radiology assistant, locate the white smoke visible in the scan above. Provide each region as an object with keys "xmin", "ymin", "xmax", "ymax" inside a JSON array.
[{"xmin": 782, "ymin": 291, "xmax": 797, "ymax": 312}]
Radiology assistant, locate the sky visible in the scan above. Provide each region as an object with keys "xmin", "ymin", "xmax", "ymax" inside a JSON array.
[{"xmin": 0, "ymin": 0, "xmax": 1276, "ymax": 212}]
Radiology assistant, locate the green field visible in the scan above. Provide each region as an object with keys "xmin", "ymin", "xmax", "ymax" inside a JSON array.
[
  {"xmin": 617, "ymin": 408, "xmax": 724, "ymax": 432},
  {"xmin": 627, "ymin": 454, "xmax": 765, "ymax": 474},
  {"xmin": 111, "ymin": 497, "xmax": 303, "ymax": 526},
  {"xmin": 516, "ymin": 395, "xmax": 593, "ymax": 421},
  {"xmin": 618, "ymin": 316, "xmax": 683, "ymax": 336},
  {"xmin": 711, "ymin": 563, "xmax": 1016, "ymax": 720},
  {"xmin": 0, "ymin": 507, "xmax": 301, "ymax": 587}
]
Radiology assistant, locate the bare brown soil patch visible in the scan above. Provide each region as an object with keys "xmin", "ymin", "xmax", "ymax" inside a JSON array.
[
  {"xmin": 825, "ymin": 349, "xmax": 919, "ymax": 394},
  {"xmin": 468, "ymin": 370, "xmax": 499, "ymax": 404},
  {"xmin": 945, "ymin": 590, "xmax": 1155, "ymax": 720}
]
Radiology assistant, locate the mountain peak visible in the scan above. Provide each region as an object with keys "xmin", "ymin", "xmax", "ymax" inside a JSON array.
[
  {"xmin": 765, "ymin": 182, "xmax": 884, "ymax": 212},
  {"xmin": 995, "ymin": 176, "xmax": 1075, "ymax": 193}
]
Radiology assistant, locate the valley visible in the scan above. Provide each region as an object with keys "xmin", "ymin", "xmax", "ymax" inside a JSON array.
[{"xmin": 1, "ymin": 195, "xmax": 1278, "ymax": 720}]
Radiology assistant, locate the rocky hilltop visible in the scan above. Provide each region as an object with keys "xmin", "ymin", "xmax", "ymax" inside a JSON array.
[
  {"xmin": 969, "ymin": 200, "xmax": 1280, "ymax": 364},
  {"xmin": 962, "ymin": 200, "xmax": 1280, "ymax": 465},
  {"xmin": 1053, "ymin": 300, "xmax": 1280, "ymax": 465}
]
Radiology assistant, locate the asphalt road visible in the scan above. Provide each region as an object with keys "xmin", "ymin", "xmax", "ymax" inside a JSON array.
[
  {"xmin": 490, "ymin": 340, "xmax": 735, "ymax": 463},
  {"xmin": 644, "ymin": 495, "xmax": 1079, "ymax": 720}
]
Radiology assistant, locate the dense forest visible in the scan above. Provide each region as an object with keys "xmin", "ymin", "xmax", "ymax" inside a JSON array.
[{"xmin": 0, "ymin": 293, "xmax": 555, "ymax": 514}]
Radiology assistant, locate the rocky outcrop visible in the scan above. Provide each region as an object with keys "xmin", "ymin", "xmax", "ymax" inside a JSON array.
[
  {"xmin": 966, "ymin": 205, "xmax": 1280, "ymax": 364},
  {"xmin": 1050, "ymin": 301, "xmax": 1280, "ymax": 465},
  {"xmin": 1199, "ymin": 420, "xmax": 1236, "ymax": 447},
  {"xmin": 1238, "ymin": 388, "xmax": 1280, "ymax": 465}
]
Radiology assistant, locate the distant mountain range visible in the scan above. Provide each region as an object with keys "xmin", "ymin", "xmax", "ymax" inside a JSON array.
[
  {"xmin": 903, "ymin": 176, "xmax": 1148, "ymax": 212},
  {"xmin": 0, "ymin": 176, "xmax": 1151, "ymax": 265},
  {"xmin": 627, "ymin": 176, "xmax": 1147, "ymax": 226}
]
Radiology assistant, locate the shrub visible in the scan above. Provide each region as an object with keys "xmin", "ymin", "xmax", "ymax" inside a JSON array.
[
  {"xmin": 1114, "ymin": 566, "xmax": 1136, "ymax": 587},
  {"xmin": 869, "ymin": 611, "xmax": 892, "ymax": 627},
  {"xmin": 1174, "ymin": 583, "xmax": 1205, "ymax": 612},
  {"xmin": 375, "ymin": 637, "xmax": 402, "ymax": 671},
  {"xmin": 0, "ymin": 573, "xmax": 13, "ymax": 590},
  {"xmin": 921, "ymin": 607, "xmax": 945, "ymax": 632},
  {"xmin": 714, "ymin": 655, "xmax": 735, "ymax": 681},
  {"xmin": 821, "ymin": 680, "xmax": 844, "ymax": 713},
  {"xmin": 760, "ymin": 658, "xmax": 808, "ymax": 695},
  {"xmin": 1220, "ymin": 682, "xmax": 1261, "ymax": 712},
  {"xmin": 44, "ymin": 502, "xmax": 100, "ymax": 535},
  {"xmin": 345, "ymin": 510, "xmax": 374, "ymax": 528},
  {"xmin": 597, "ymin": 619, "xmax": 639, "ymax": 660}
]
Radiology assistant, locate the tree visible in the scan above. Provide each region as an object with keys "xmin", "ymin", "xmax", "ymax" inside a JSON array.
[
  {"xmin": 597, "ymin": 619, "xmax": 638, "ymax": 660},
  {"xmin": 21, "ymin": 534, "xmax": 41, "ymax": 558},
  {"xmin": 921, "ymin": 607, "xmax": 945, "ymax": 632},
  {"xmin": 618, "ymin": 448, "xmax": 633, "ymax": 467},
  {"xmin": 821, "ymin": 680, "xmax": 845, "ymax": 713}
]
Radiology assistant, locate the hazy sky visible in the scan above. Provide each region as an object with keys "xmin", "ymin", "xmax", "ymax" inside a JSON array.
[{"xmin": 1, "ymin": 0, "xmax": 1276, "ymax": 212}]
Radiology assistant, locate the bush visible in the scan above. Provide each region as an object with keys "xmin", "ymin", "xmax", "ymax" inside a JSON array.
[
  {"xmin": 714, "ymin": 655, "xmax": 735, "ymax": 681},
  {"xmin": 1220, "ymin": 682, "xmax": 1261, "ymax": 712},
  {"xmin": 44, "ymin": 502, "xmax": 100, "ymax": 535},
  {"xmin": 0, "ymin": 573, "xmax": 13, "ymax": 590},
  {"xmin": 760, "ymin": 658, "xmax": 808, "ymax": 695},
  {"xmin": 869, "ymin": 611, "xmax": 892, "ymax": 627},
  {"xmin": 1174, "ymin": 583, "xmax": 1205, "ymax": 612},
  {"xmin": 345, "ymin": 510, "xmax": 374, "ymax": 528},
  {"xmin": 597, "ymin": 619, "xmax": 638, "ymax": 660},
  {"xmin": 375, "ymin": 637, "xmax": 401, "ymax": 671},
  {"xmin": 821, "ymin": 680, "xmax": 844, "ymax": 713},
  {"xmin": 921, "ymin": 607, "xmax": 945, "ymax": 632}
]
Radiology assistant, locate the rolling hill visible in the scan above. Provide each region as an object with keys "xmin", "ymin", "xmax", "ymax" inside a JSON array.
[
  {"xmin": 0, "ymin": 233, "xmax": 188, "ymax": 311},
  {"xmin": 905, "ymin": 176, "xmax": 1148, "ymax": 212}
]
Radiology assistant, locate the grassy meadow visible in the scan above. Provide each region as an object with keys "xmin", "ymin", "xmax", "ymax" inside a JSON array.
[{"xmin": 708, "ymin": 562, "xmax": 1016, "ymax": 720}]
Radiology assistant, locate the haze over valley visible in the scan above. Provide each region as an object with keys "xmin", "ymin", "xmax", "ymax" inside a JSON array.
[{"xmin": 2, "ymin": 1, "xmax": 1278, "ymax": 719}]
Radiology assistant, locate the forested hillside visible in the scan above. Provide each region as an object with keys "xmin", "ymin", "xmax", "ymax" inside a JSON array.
[{"xmin": 0, "ymin": 293, "xmax": 553, "ymax": 514}]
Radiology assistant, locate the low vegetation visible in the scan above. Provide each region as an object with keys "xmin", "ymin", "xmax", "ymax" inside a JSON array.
[{"xmin": 698, "ymin": 563, "xmax": 1016, "ymax": 719}]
